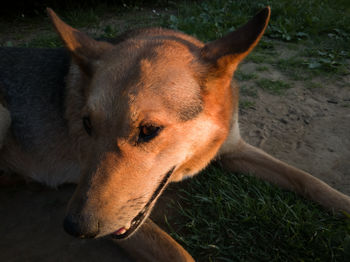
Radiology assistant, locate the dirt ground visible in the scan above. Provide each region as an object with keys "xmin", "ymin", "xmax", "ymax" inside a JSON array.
[
  {"xmin": 1, "ymin": 11, "xmax": 350, "ymax": 262},
  {"xmin": 238, "ymin": 60, "xmax": 350, "ymax": 196}
]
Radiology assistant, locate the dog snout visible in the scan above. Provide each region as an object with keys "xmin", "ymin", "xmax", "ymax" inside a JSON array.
[{"xmin": 63, "ymin": 214, "xmax": 99, "ymax": 239}]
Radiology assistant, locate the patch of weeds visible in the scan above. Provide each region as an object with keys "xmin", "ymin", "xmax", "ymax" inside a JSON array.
[
  {"xmin": 277, "ymin": 57, "xmax": 304, "ymax": 69},
  {"xmin": 163, "ymin": 0, "xmax": 350, "ymax": 86},
  {"xmin": 239, "ymin": 100, "xmax": 256, "ymax": 109},
  {"xmin": 235, "ymin": 71, "xmax": 258, "ymax": 81},
  {"xmin": 121, "ymin": 11, "xmax": 163, "ymax": 29},
  {"xmin": 275, "ymin": 45, "xmax": 348, "ymax": 80},
  {"xmin": 163, "ymin": 1, "xmax": 250, "ymax": 42},
  {"xmin": 286, "ymin": 43, "xmax": 299, "ymax": 51},
  {"xmin": 302, "ymin": 48, "xmax": 349, "ymax": 75},
  {"xmin": 3, "ymin": 41, "xmax": 14, "ymax": 47},
  {"xmin": 256, "ymin": 65, "xmax": 269, "ymax": 72},
  {"xmin": 164, "ymin": 0, "xmax": 350, "ymax": 45},
  {"xmin": 167, "ymin": 166, "xmax": 350, "ymax": 262},
  {"xmin": 254, "ymin": 39, "xmax": 277, "ymax": 57},
  {"xmin": 21, "ymin": 34, "xmax": 62, "ymax": 48},
  {"xmin": 63, "ymin": 8, "xmax": 101, "ymax": 28},
  {"xmin": 240, "ymin": 85, "xmax": 258, "ymax": 98},
  {"xmin": 246, "ymin": 53, "xmax": 271, "ymax": 64},
  {"xmin": 256, "ymin": 39, "xmax": 275, "ymax": 50},
  {"xmin": 101, "ymin": 24, "xmax": 120, "ymax": 39},
  {"xmin": 265, "ymin": 1, "xmax": 350, "ymax": 45},
  {"xmin": 275, "ymin": 58, "xmax": 308, "ymax": 80},
  {"xmin": 256, "ymin": 78, "xmax": 292, "ymax": 95},
  {"xmin": 305, "ymin": 81, "xmax": 323, "ymax": 89}
]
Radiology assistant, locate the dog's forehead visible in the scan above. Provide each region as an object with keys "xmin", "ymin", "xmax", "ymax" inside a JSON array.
[{"xmin": 88, "ymin": 40, "xmax": 203, "ymax": 123}]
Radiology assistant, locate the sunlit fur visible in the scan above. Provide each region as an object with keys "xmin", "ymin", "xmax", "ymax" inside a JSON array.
[
  {"xmin": 0, "ymin": 8, "xmax": 270, "ymax": 238},
  {"xmin": 62, "ymin": 30, "xmax": 235, "ymax": 236}
]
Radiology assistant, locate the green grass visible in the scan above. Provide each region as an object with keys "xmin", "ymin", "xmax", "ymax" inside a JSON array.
[
  {"xmin": 274, "ymin": 58, "xmax": 309, "ymax": 80},
  {"xmin": 240, "ymin": 85, "xmax": 258, "ymax": 98},
  {"xmin": 275, "ymin": 54, "xmax": 348, "ymax": 79},
  {"xmin": 301, "ymin": 48, "xmax": 349, "ymax": 75},
  {"xmin": 163, "ymin": 0, "xmax": 350, "ymax": 76},
  {"xmin": 164, "ymin": 0, "xmax": 350, "ymax": 44},
  {"xmin": 61, "ymin": 8, "xmax": 101, "ymax": 27},
  {"xmin": 166, "ymin": 167, "xmax": 350, "ymax": 262},
  {"xmin": 239, "ymin": 100, "xmax": 256, "ymax": 109},
  {"xmin": 256, "ymin": 78, "xmax": 292, "ymax": 95},
  {"xmin": 20, "ymin": 34, "xmax": 62, "ymax": 48},
  {"xmin": 305, "ymin": 81, "xmax": 323, "ymax": 89},
  {"xmin": 235, "ymin": 71, "xmax": 258, "ymax": 81},
  {"xmin": 246, "ymin": 53, "xmax": 270, "ymax": 64},
  {"xmin": 256, "ymin": 65, "xmax": 269, "ymax": 72}
]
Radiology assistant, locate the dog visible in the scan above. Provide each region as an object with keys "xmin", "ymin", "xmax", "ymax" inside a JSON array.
[{"xmin": 1, "ymin": 7, "xmax": 350, "ymax": 261}]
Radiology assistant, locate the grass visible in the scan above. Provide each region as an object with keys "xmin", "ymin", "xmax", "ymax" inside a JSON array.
[
  {"xmin": 275, "ymin": 57, "xmax": 308, "ymax": 80},
  {"xmin": 256, "ymin": 78, "xmax": 292, "ymax": 95},
  {"xmin": 166, "ymin": 167, "xmax": 350, "ymax": 262},
  {"xmin": 3, "ymin": 0, "xmax": 350, "ymax": 261},
  {"xmin": 256, "ymin": 65, "xmax": 269, "ymax": 72},
  {"xmin": 276, "ymin": 51, "xmax": 349, "ymax": 78},
  {"xmin": 21, "ymin": 34, "xmax": 62, "ymax": 48},
  {"xmin": 240, "ymin": 85, "xmax": 258, "ymax": 98},
  {"xmin": 246, "ymin": 53, "xmax": 272, "ymax": 64},
  {"xmin": 235, "ymin": 71, "xmax": 258, "ymax": 81},
  {"xmin": 239, "ymin": 100, "xmax": 256, "ymax": 109},
  {"xmin": 163, "ymin": 0, "xmax": 350, "ymax": 45},
  {"xmin": 163, "ymin": 0, "xmax": 350, "ymax": 77},
  {"xmin": 305, "ymin": 81, "xmax": 323, "ymax": 89}
]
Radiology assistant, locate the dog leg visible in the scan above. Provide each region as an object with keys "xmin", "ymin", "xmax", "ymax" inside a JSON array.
[
  {"xmin": 0, "ymin": 102, "xmax": 11, "ymax": 149},
  {"xmin": 116, "ymin": 219, "xmax": 195, "ymax": 262},
  {"xmin": 218, "ymin": 139, "xmax": 350, "ymax": 213}
]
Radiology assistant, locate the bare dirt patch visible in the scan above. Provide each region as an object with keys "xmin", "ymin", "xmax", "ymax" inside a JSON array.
[{"xmin": 238, "ymin": 60, "xmax": 350, "ymax": 195}]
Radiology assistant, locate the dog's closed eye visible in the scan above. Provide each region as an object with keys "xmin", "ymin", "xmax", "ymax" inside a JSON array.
[
  {"xmin": 83, "ymin": 116, "xmax": 92, "ymax": 136},
  {"xmin": 138, "ymin": 125, "xmax": 162, "ymax": 143}
]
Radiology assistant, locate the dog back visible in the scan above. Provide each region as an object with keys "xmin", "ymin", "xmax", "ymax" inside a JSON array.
[{"xmin": 0, "ymin": 48, "xmax": 70, "ymax": 151}]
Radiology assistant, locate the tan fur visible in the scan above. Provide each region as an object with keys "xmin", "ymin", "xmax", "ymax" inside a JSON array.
[{"xmin": 2, "ymin": 7, "xmax": 350, "ymax": 262}]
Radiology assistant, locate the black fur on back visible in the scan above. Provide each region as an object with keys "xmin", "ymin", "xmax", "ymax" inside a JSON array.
[{"xmin": 0, "ymin": 47, "xmax": 70, "ymax": 151}]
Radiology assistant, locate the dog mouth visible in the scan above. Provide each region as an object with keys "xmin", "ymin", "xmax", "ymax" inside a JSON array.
[{"xmin": 111, "ymin": 167, "xmax": 175, "ymax": 239}]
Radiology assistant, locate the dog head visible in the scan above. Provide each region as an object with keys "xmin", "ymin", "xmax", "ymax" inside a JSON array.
[{"xmin": 47, "ymin": 8, "xmax": 270, "ymax": 239}]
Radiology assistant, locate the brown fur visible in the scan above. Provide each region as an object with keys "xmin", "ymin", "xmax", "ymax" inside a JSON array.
[{"xmin": 1, "ymin": 7, "xmax": 350, "ymax": 261}]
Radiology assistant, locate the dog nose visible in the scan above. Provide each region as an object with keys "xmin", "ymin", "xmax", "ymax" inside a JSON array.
[{"xmin": 63, "ymin": 215, "xmax": 99, "ymax": 239}]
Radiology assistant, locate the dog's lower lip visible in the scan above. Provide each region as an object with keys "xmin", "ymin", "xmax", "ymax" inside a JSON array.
[
  {"xmin": 111, "ymin": 167, "xmax": 175, "ymax": 239},
  {"xmin": 111, "ymin": 205, "xmax": 148, "ymax": 239}
]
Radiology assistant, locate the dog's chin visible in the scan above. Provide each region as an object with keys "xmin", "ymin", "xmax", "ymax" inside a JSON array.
[{"xmin": 110, "ymin": 166, "xmax": 176, "ymax": 240}]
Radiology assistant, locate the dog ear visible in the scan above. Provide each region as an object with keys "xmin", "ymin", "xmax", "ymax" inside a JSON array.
[
  {"xmin": 47, "ymin": 8, "xmax": 113, "ymax": 76},
  {"xmin": 201, "ymin": 7, "xmax": 270, "ymax": 75}
]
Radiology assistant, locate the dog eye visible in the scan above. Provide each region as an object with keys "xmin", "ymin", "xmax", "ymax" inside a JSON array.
[
  {"xmin": 138, "ymin": 125, "xmax": 161, "ymax": 142},
  {"xmin": 83, "ymin": 116, "xmax": 92, "ymax": 136}
]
